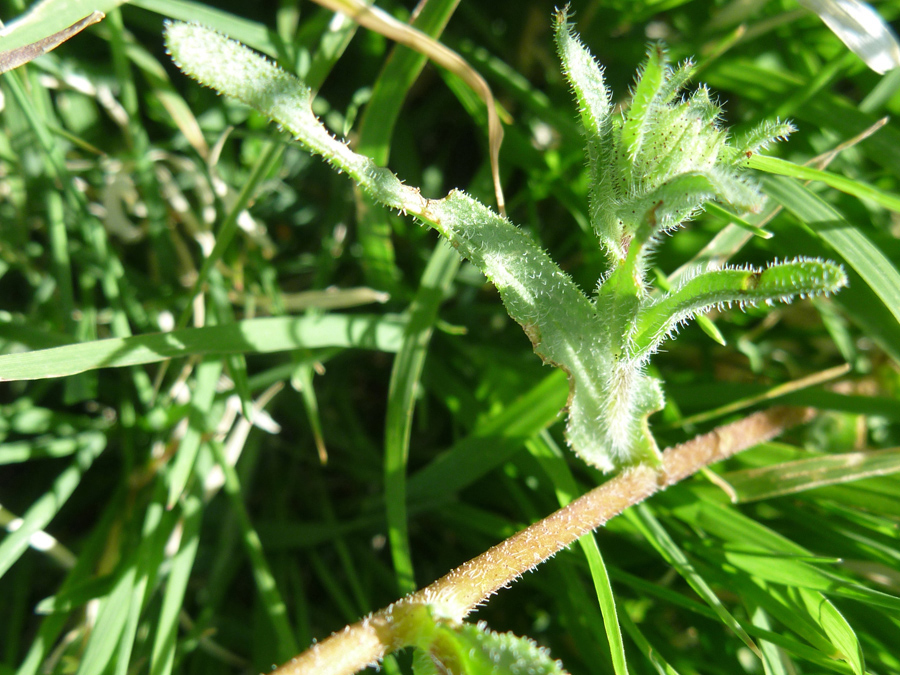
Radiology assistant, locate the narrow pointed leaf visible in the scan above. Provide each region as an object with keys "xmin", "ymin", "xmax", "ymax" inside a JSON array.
[
  {"xmin": 622, "ymin": 44, "xmax": 667, "ymax": 161},
  {"xmin": 553, "ymin": 11, "xmax": 612, "ymax": 156},
  {"xmin": 631, "ymin": 259, "xmax": 847, "ymax": 357}
]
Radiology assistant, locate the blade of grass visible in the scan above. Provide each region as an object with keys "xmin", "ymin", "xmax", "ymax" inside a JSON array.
[
  {"xmin": 749, "ymin": 155, "xmax": 900, "ymax": 213},
  {"xmin": 626, "ymin": 503, "xmax": 761, "ymax": 658},
  {"xmin": 209, "ymin": 435, "xmax": 299, "ymax": 660},
  {"xmin": 106, "ymin": 8, "xmax": 179, "ymax": 284},
  {"xmin": 385, "ymin": 239, "xmax": 460, "ymax": 595},
  {"xmin": 0, "ymin": 431, "xmax": 106, "ymax": 465},
  {"xmin": 0, "ymin": 313, "xmax": 407, "ymax": 381},
  {"xmin": 114, "ymin": 486, "xmax": 180, "ymax": 675},
  {"xmin": 528, "ymin": 430, "xmax": 629, "ymax": 675},
  {"xmin": 129, "ymin": 0, "xmax": 279, "ymax": 57},
  {"xmin": 669, "ymin": 364, "xmax": 850, "ymax": 428},
  {"xmin": 149, "ymin": 491, "xmax": 202, "ymax": 675},
  {"xmin": 75, "ymin": 484, "xmax": 177, "ymax": 675},
  {"xmin": 723, "ymin": 447, "xmax": 900, "ymax": 503},
  {"xmin": 406, "ymin": 369, "xmax": 569, "ymax": 505},
  {"xmin": 0, "ymin": 435, "xmax": 105, "ymax": 579},
  {"xmin": 3, "ymin": 66, "xmax": 156, "ymax": 406},
  {"xmin": 616, "ymin": 609, "xmax": 681, "ymax": 675},
  {"xmin": 166, "ymin": 357, "xmax": 222, "ymax": 508},
  {"xmin": 764, "ymin": 175, "xmax": 900, "ymax": 326},
  {"xmin": 0, "ymin": 3, "xmax": 109, "ymax": 54},
  {"xmin": 13, "ymin": 493, "xmax": 125, "ymax": 675},
  {"xmin": 175, "ymin": 140, "xmax": 285, "ymax": 331},
  {"xmin": 354, "ymin": 0, "xmax": 460, "ymax": 289},
  {"xmin": 793, "ymin": 585, "xmax": 866, "ymax": 675}
]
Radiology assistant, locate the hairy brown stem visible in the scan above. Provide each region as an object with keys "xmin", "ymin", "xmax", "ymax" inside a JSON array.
[{"xmin": 275, "ymin": 406, "xmax": 816, "ymax": 675}]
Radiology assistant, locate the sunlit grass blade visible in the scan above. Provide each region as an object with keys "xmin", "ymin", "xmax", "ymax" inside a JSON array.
[
  {"xmin": 627, "ymin": 504, "xmax": 761, "ymax": 658},
  {"xmin": 669, "ymin": 364, "xmax": 850, "ymax": 428},
  {"xmin": 76, "ymin": 486, "xmax": 177, "ymax": 675},
  {"xmin": 149, "ymin": 492, "xmax": 202, "ymax": 675},
  {"xmin": 0, "ymin": 314, "xmax": 406, "ymax": 381},
  {"xmin": 763, "ymin": 175, "xmax": 900, "ymax": 326},
  {"xmin": 129, "ymin": 0, "xmax": 280, "ymax": 57},
  {"xmin": 209, "ymin": 439, "xmax": 298, "ymax": 660},
  {"xmin": 704, "ymin": 202, "xmax": 773, "ymax": 238},
  {"xmin": 166, "ymin": 358, "xmax": 222, "ymax": 507},
  {"xmin": 794, "ymin": 586, "xmax": 866, "ymax": 675},
  {"xmin": 74, "ymin": 564, "xmax": 138, "ymax": 675},
  {"xmin": 722, "ymin": 447, "xmax": 900, "ymax": 502},
  {"xmin": 0, "ymin": 1, "xmax": 109, "ymax": 54},
  {"xmin": 749, "ymin": 155, "xmax": 900, "ymax": 213},
  {"xmin": 385, "ymin": 240, "xmax": 460, "ymax": 595},
  {"xmin": 528, "ymin": 431, "xmax": 629, "ymax": 675}
]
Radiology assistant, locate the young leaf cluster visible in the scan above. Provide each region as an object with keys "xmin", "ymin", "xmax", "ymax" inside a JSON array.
[{"xmin": 165, "ymin": 13, "xmax": 845, "ymax": 474}]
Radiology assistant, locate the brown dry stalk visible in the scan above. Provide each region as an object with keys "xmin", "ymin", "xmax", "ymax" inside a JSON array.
[{"xmin": 275, "ymin": 405, "xmax": 816, "ymax": 675}]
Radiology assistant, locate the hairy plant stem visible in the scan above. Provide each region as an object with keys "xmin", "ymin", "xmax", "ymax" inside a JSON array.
[{"xmin": 275, "ymin": 406, "xmax": 816, "ymax": 675}]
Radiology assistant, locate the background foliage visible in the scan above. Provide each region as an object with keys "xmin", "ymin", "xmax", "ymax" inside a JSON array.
[{"xmin": 1, "ymin": 1, "xmax": 900, "ymax": 674}]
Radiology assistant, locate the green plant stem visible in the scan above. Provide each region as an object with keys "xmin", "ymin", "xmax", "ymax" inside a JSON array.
[{"xmin": 274, "ymin": 406, "xmax": 816, "ymax": 675}]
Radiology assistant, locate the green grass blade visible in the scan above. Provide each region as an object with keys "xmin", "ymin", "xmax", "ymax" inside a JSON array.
[
  {"xmin": 150, "ymin": 492, "xmax": 202, "ymax": 675},
  {"xmin": 209, "ymin": 439, "xmax": 298, "ymax": 660},
  {"xmin": 407, "ymin": 370, "xmax": 569, "ymax": 505},
  {"xmin": 76, "ymin": 488, "xmax": 175, "ymax": 675},
  {"xmin": 795, "ymin": 587, "xmax": 865, "ymax": 675},
  {"xmin": 176, "ymin": 140, "xmax": 286, "ymax": 331},
  {"xmin": 166, "ymin": 357, "xmax": 222, "ymax": 508},
  {"xmin": 0, "ymin": 437, "xmax": 105, "ymax": 579},
  {"xmin": 74, "ymin": 565, "xmax": 137, "ymax": 675},
  {"xmin": 0, "ymin": 0, "xmax": 114, "ymax": 54},
  {"xmin": 723, "ymin": 447, "xmax": 900, "ymax": 503},
  {"xmin": 385, "ymin": 240, "xmax": 460, "ymax": 594},
  {"xmin": 0, "ymin": 314, "xmax": 406, "ymax": 381},
  {"xmin": 528, "ymin": 431, "xmax": 629, "ymax": 675},
  {"xmin": 627, "ymin": 504, "xmax": 761, "ymax": 658},
  {"xmin": 0, "ymin": 431, "xmax": 105, "ymax": 465},
  {"xmin": 764, "ymin": 175, "xmax": 900, "ymax": 326},
  {"xmin": 749, "ymin": 155, "xmax": 900, "ymax": 213},
  {"xmin": 617, "ymin": 610, "xmax": 681, "ymax": 675},
  {"xmin": 353, "ymin": 0, "xmax": 459, "ymax": 289},
  {"xmin": 129, "ymin": 0, "xmax": 279, "ymax": 57}
]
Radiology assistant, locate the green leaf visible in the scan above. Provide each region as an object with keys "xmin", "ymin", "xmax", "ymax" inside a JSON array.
[
  {"xmin": 422, "ymin": 620, "xmax": 570, "ymax": 675},
  {"xmin": 164, "ymin": 20, "xmax": 847, "ymax": 476},
  {"xmin": 149, "ymin": 493, "xmax": 202, "ymax": 675},
  {"xmin": 621, "ymin": 44, "xmax": 666, "ymax": 162},
  {"xmin": 0, "ymin": 314, "xmax": 406, "ymax": 381},
  {"xmin": 385, "ymin": 241, "xmax": 460, "ymax": 594},
  {"xmin": 628, "ymin": 504, "xmax": 761, "ymax": 657},
  {"xmin": 0, "ymin": 10, "xmax": 103, "ymax": 73},
  {"xmin": 131, "ymin": 0, "xmax": 280, "ymax": 57},
  {"xmin": 722, "ymin": 447, "xmax": 900, "ymax": 502},
  {"xmin": 632, "ymin": 259, "xmax": 847, "ymax": 358},
  {"xmin": 0, "ymin": 437, "xmax": 105, "ymax": 579},
  {"xmin": 528, "ymin": 432, "xmax": 629, "ymax": 675},
  {"xmin": 553, "ymin": 9, "xmax": 613, "ymax": 214},
  {"xmin": 749, "ymin": 155, "xmax": 900, "ymax": 214}
]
